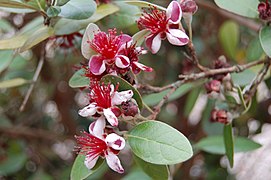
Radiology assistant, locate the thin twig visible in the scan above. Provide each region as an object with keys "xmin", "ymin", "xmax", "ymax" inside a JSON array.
[
  {"xmin": 19, "ymin": 47, "xmax": 45, "ymax": 112},
  {"xmin": 187, "ymin": 41, "xmax": 209, "ymax": 71}
]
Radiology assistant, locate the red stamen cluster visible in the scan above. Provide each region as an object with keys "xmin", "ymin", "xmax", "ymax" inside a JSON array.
[
  {"xmin": 258, "ymin": 0, "xmax": 271, "ymax": 21},
  {"xmin": 89, "ymin": 82, "xmax": 112, "ymax": 108}
]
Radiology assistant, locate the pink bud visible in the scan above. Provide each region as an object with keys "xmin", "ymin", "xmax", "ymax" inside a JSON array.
[
  {"xmin": 121, "ymin": 101, "xmax": 139, "ymax": 117},
  {"xmin": 205, "ymin": 80, "xmax": 221, "ymax": 93},
  {"xmin": 180, "ymin": 0, "xmax": 198, "ymax": 14},
  {"xmin": 210, "ymin": 109, "xmax": 229, "ymax": 124}
]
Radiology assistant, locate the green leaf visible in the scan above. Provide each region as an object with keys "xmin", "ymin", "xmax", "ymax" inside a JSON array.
[
  {"xmin": 143, "ymin": 83, "xmax": 194, "ymax": 106},
  {"xmin": 246, "ymin": 36, "xmax": 264, "ymax": 62},
  {"xmin": 224, "ymin": 124, "xmax": 234, "ymax": 167},
  {"xmin": 127, "ymin": 121, "xmax": 193, "ymax": 165},
  {"xmin": 231, "ymin": 69, "xmax": 256, "ymax": 86},
  {"xmin": 54, "ymin": 3, "xmax": 119, "ymax": 35},
  {"xmin": 259, "ymin": 26, "xmax": 271, "ymax": 57},
  {"xmin": 0, "ymin": 0, "xmax": 38, "ymax": 10},
  {"xmin": 133, "ymin": 155, "xmax": 169, "ymax": 180},
  {"xmin": 195, "ymin": 136, "xmax": 261, "ymax": 154},
  {"xmin": 20, "ymin": 26, "xmax": 54, "ymax": 52},
  {"xmin": 132, "ymin": 29, "xmax": 150, "ymax": 46},
  {"xmin": 122, "ymin": 167, "xmax": 151, "ymax": 180},
  {"xmin": 0, "ymin": 78, "xmax": 29, "ymax": 88},
  {"xmin": 47, "ymin": 6, "xmax": 61, "ymax": 17},
  {"xmin": 0, "ymin": 50, "xmax": 13, "ymax": 73},
  {"xmin": 123, "ymin": 0, "xmax": 166, "ymax": 11},
  {"xmin": 101, "ymin": 75, "xmax": 143, "ymax": 110},
  {"xmin": 70, "ymin": 155, "xmax": 104, "ymax": 180},
  {"xmin": 184, "ymin": 88, "xmax": 201, "ymax": 117},
  {"xmin": 214, "ymin": 0, "xmax": 259, "ymax": 18},
  {"xmin": 59, "ymin": 0, "xmax": 97, "ymax": 20},
  {"xmin": 218, "ymin": 21, "xmax": 239, "ymax": 59},
  {"xmin": 68, "ymin": 69, "xmax": 90, "ymax": 88}
]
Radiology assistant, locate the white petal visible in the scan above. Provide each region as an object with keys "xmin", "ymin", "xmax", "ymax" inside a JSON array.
[
  {"xmin": 166, "ymin": 31, "xmax": 189, "ymax": 46},
  {"xmin": 105, "ymin": 151, "xmax": 124, "ymax": 173},
  {"xmin": 78, "ymin": 103, "xmax": 97, "ymax": 117},
  {"xmin": 166, "ymin": 1, "xmax": 182, "ymax": 24},
  {"xmin": 105, "ymin": 133, "xmax": 125, "ymax": 150},
  {"xmin": 168, "ymin": 29, "xmax": 189, "ymax": 39},
  {"xmin": 133, "ymin": 62, "xmax": 153, "ymax": 72},
  {"xmin": 111, "ymin": 90, "xmax": 133, "ymax": 106},
  {"xmin": 115, "ymin": 55, "xmax": 130, "ymax": 68},
  {"xmin": 84, "ymin": 155, "xmax": 99, "ymax": 169},
  {"xmin": 103, "ymin": 108, "xmax": 118, "ymax": 126},
  {"xmin": 151, "ymin": 34, "xmax": 162, "ymax": 54},
  {"xmin": 88, "ymin": 55, "xmax": 106, "ymax": 75},
  {"xmin": 81, "ymin": 23, "xmax": 100, "ymax": 59},
  {"xmin": 88, "ymin": 116, "xmax": 105, "ymax": 138}
]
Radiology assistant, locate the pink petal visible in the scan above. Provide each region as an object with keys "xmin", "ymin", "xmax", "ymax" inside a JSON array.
[
  {"xmin": 119, "ymin": 34, "xmax": 132, "ymax": 45},
  {"xmin": 103, "ymin": 108, "xmax": 118, "ymax": 126},
  {"xmin": 88, "ymin": 116, "xmax": 105, "ymax": 138},
  {"xmin": 81, "ymin": 23, "xmax": 100, "ymax": 59},
  {"xmin": 89, "ymin": 55, "xmax": 106, "ymax": 75},
  {"xmin": 166, "ymin": 1, "xmax": 182, "ymax": 24},
  {"xmin": 166, "ymin": 30, "xmax": 189, "ymax": 46},
  {"xmin": 105, "ymin": 133, "xmax": 125, "ymax": 150},
  {"xmin": 133, "ymin": 62, "xmax": 153, "ymax": 72},
  {"xmin": 105, "ymin": 151, "xmax": 124, "ymax": 174},
  {"xmin": 84, "ymin": 155, "xmax": 99, "ymax": 169},
  {"xmin": 115, "ymin": 55, "xmax": 130, "ymax": 68},
  {"xmin": 111, "ymin": 90, "xmax": 133, "ymax": 106},
  {"xmin": 78, "ymin": 103, "xmax": 97, "ymax": 117},
  {"xmin": 145, "ymin": 34, "xmax": 162, "ymax": 54}
]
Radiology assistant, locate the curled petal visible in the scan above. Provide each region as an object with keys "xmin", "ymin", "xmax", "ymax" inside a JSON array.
[
  {"xmin": 105, "ymin": 133, "xmax": 126, "ymax": 150},
  {"xmin": 115, "ymin": 55, "xmax": 130, "ymax": 68},
  {"xmin": 78, "ymin": 103, "xmax": 97, "ymax": 117},
  {"xmin": 111, "ymin": 90, "xmax": 133, "ymax": 106},
  {"xmin": 166, "ymin": 29, "xmax": 189, "ymax": 46},
  {"xmin": 105, "ymin": 151, "xmax": 124, "ymax": 173},
  {"xmin": 145, "ymin": 34, "xmax": 162, "ymax": 54},
  {"xmin": 89, "ymin": 55, "xmax": 106, "ymax": 75},
  {"xmin": 81, "ymin": 23, "xmax": 100, "ymax": 59},
  {"xmin": 133, "ymin": 62, "xmax": 153, "ymax": 72},
  {"xmin": 88, "ymin": 116, "xmax": 106, "ymax": 138},
  {"xmin": 166, "ymin": 1, "xmax": 182, "ymax": 24},
  {"xmin": 84, "ymin": 155, "xmax": 99, "ymax": 170},
  {"xmin": 103, "ymin": 108, "xmax": 119, "ymax": 126}
]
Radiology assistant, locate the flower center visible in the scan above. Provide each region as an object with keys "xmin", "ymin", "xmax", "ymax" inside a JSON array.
[
  {"xmin": 137, "ymin": 8, "xmax": 168, "ymax": 34},
  {"xmin": 75, "ymin": 131, "xmax": 107, "ymax": 158},
  {"xmin": 89, "ymin": 29, "xmax": 122, "ymax": 59},
  {"xmin": 90, "ymin": 82, "xmax": 112, "ymax": 109}
]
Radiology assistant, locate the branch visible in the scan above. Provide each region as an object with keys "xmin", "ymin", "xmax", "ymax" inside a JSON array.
[
  {"xmin": 187, "ymin": 41, "xmax": 209, "ymax": 71},
  {"xmin": 179, "ymin": 58, "xmax": 268, "ymax": 81},
  {"xmin": 19, "ymin": 46, "xmax": 45, "ymax": 112},
  {"xmin": 196, "ymin": 0, "xmax": 261, "ymax": 32}
]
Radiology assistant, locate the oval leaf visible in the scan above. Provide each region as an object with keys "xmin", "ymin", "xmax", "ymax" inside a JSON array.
[
  {"xmin": 46, "ymin": 6, "xmax": 61, "ymax": 17},
  {"xmin": 59, "ymin": 0, "xmax": 97, "ymax": 20},
  {"xmin": 132, "ymin": 29, "xmax": 150, "ymax": 46},
  {"xmin": 134, "ymin": 155, "xmax": 169, "ymax": 180},
  {"xmin": 54, "ymin": 3, "xmax": 119, "ymax": 35},
  {"xmin": 214, "ymin": 0, "xmax": 259, "ymax": 18},
  {"xmin": 0, "ymin": 50, "xmax": 13, "ymax": 73},
  {"xmin": 81, "ymin": 23, "xmax": 99, "ymax": 59},
  {"xmin": 127, "ymin": 121, "xmax": 193, "ymax": 165},
  {"xmin": 259, "ymin": 26, "xmax": 271, "ymax": 57},
  {"xmin": 68, "ymin": 69, "xmax": 90, "ymax": 88},
  {"xmin": 0, "ymin": 78, "xmax": 29, "ymax": 88},
  {"xmin": 70, "ymin": 155, "xmax": 104, "ymax": 180},
  {"xmin": 101, "ymin": 75, "xmax": 143, "ymax": 110},
  {"xmin": 195, "ymin": 136, "xmax": 261, "ymax": 154},
  {"xmin": 224, "ymin": 124, "xmax": 234, "ymax": 167},
  {"xmin": 246, "ymin": 36, "xmax": 264, "ymax": 62}
]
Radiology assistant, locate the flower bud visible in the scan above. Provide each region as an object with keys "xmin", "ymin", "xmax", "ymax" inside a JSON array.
[
  {"xmin": 258, "ymin": 1, "xmax": 271, "ymax": 21},
  {"xmin": 205, "ymin": 80, "xmax": 221, "ymax": 93},
  {"xmin": 180, "ymin": 0, "xmax": 198, "ymax": 14},
  {"xmin": 210, "ymin": 109, "xmax": 229, "ymax": 124},
  {"xmin": 121, "ymin": 101, "xmax": 139, "ymax": 117}
]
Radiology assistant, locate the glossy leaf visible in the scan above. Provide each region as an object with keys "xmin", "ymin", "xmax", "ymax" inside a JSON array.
[
  {"xmin": 195, "ymin": 136, "xmax": 261, "ymax": 154},
  {"xmin": 101, "ymin": 75, "xmax": 143, "ymax": 110},
  {"xmin": 20, "ymin": 26, "xmax": 54, "ymax": 52},
  {"xmin": 132, "ymin": 29, "xmax": 150, "ymax": 46},
  {"xmin": 219, "ymin": 21, "xmax": 239, "ymax": 59},
  {"xmin": 231, "ymin": 69, "xmax": 256, "ymax": 86},
  {"xmin": 59, "ymin": 0, "xmax": 97, "ymax": 20},
  {"xmin": 0, "ymin": 78, "xmax": 29, "ymax": 88},
  {"xmin": 143, "ymin": 83, "xmax": 194, "ymax": 106},
  {"xmin": 70, "ymin": 155, "xmax": 104, "ymax": 180},
  {"xmin": 124, "ymin": 0, "xmax": 166, "ymax": 11},
  {"xmin": 127, "ymin": 121, "xmax": 193, "ymax": 165},
  {"xmin": 259, "ymin": 26, "xmax": 271, "ymax": 57},
  {"xmin": 122, "ymin": 167, "xmax": 151, "ymax": 180},
  {"xmin": 224, "ymin": 124, "xmax": 234, "ymax": 167},
  {"xmin": 134, "ymin": 155, "xmax": 169, "ymax": 180},
  {"xmin": 214, "ymin": 0, "xmax": 259, "ymax": 18},
  {"xmin": 68, "ymin": 69, "xmax": 90, "ymax": 88},
  {"xmin": 54, "ymin": 3, "xmax": 119, "ymax": 35},
  {"xmin": 246, "ymin": 37, "xmax": 264, "ymax": 62}
]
